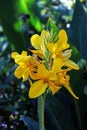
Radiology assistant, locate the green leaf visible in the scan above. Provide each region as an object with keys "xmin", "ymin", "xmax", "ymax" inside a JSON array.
[
  {"xmin": 0, "ymin": 0, "xmax": 27, "ymax": 52},
  {"xmin": 0, "ymin": 0, "xmax": 42, "ymax": 51},
  {"xmin": 68, "ymin": 0, "xmax": 87, "ymax": 58},
  {"xmin": 20, "ymin": 115, "xmax": 39, "ymax": 130},
  {"xmin": 70, "ymin": 43, "xmax": 81, "ymax": 62},
  {"xmin": 16, "ymin": 0, "xmax": 42, "ymax": 32},
  {"xmin": 46, "ymin": 18, "xmax": 59, "ymax": 42},
  {"xmin": 45, "ymin": 94, "xmax": 76, "ymax": 130},
  {"xmin": 69, "ymin": 69, "xmax": 87, "ymax": 130}
]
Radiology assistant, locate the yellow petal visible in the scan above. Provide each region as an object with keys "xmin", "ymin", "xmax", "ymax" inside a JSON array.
[
  {"xmin": 29, "ymin": 66, "xmax": 41, "ymax": 80},
  {"xmin": 62, "ymin": 49, "xmax": 72, "ymax": 60},
  {"xmin": 56, "ymin": 30, "xmax": 70, "ymax": 52},
  {"xmin": 29, "ymin": 80, "xmax": 48, "ymax": 98},
  {"xmin": 49, "ymin": 72, "xmax": 57, "ymax": 80},
  {"xmin": 41, "ymin": 30, "xmax": 49, "ymax": 38},
  {"xmin": 65, "ymin": 60, "xmax": 79, "ymax": 70},
  {"xmin": 15, "ymin": 56, "xmax": 30, "ymax": 65},
  {"xmin": 38, "ymin": 64, "xmax": 49, "ymax": 78},
  {"xmin": 11, "ymin": 52, "xmax": 19, "ymax": 59},
  {"xmin": 31, "ymin": 34, "xmax": 42, "ymax": 49},
  {"xmin": 14, "ymin": 66, "xmax": 25, "ymax": 79},
  {"xmin": 30, "ymin": 49, "xmax": 44, "ymax": 58},
  {"xmin": 49, "ymin": 81, "xmax": 61, "ymax": 94},
  {"xmin": 11, "ymin": 51, "xmax": 27, "ymax": 59},
  {"xmin": 11, "ymin": 51, "xmax": 31, "ymax": 65},
  {"xmin": 64, "ymin": 84, "xmax": 79, "ymax": 99},
  {"xmin": 41, "ymin": 30, "xmax": 50, "ymax": 44},
  {"xmin": 47, "ymin": 43, "xmax": 57, "ymax": 54},
  {"xmin": 21, "ymin": 51, "xmax": 27, "ymax": 56},
  {"xmin": 52, "ymin": 58, "xmax": 63, "ymax": 73},
  {"xmin": 22, "ymin": 68, "xmax": 30, "ymax": 82},
  {"xmin": 59, "ymin": 30, "xmax": 68, "ymax": 43},
  {"xmin": 29, "ymin": 72, "xmax": 39, "ymax": 80}
]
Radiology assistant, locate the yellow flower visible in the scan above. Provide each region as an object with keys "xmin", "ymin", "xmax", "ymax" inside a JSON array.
[
  {"xmin": 47, "ymin": 29, "xmax": 69, "ymax": 55},
  {"xmin": 29, "ymin": 64, "xmax": 61, "ymax": 98},
  {"xmin": 11, "ymin": 29, "xmax": 79, "ymax": 99},
  {"xmin": 55, "ymin": 69, "xmax": 79, "ymax": 99},
  {"xmin": 47, "ymin": 30, "xmax": 79, "ymax": 71},
  {"xmin": 11, "ymin": 51, "xmax": 40, "ymax": 81},
  {"xmin": 30, "ymin": 30, "xmax": 50, "ymax": 58},
  {"xmin": 29, "ymin": 63, "xmax": 78, "ymax": 99}
]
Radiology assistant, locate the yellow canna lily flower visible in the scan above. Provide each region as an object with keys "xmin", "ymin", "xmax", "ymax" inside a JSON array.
[
  {"xmin": 11, "ymin": 29, "xmax": 79, "ymax": 99},
  {"xmin": 11, "ymin": 51, "xmax": 31, "ymax": 65},
  {"xmin": 29, "ymin": 64, "xmax": 61, "ymax": 98},
  {"xmin": 55, "ymin": 70, "xmax": 79, "ymax": 99},
  {"xmin": 47, "ymin": 30, "xmax": 69, "ymax": 55},
  {"xmin": 29, "ymin": 63, "xmax": 78, "ymax": 99},
  {"xmin": 47, "ymin": 29, "xmax": 79, "ymax": 71},
  {"xmin": 11, "ymin": 51, "xmax": 41, "ymax": 81}
]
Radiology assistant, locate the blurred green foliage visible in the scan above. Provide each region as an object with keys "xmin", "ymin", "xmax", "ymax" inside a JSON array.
[
  {"xmin": 69, "ymin": 0, "xmax": 87, "ymax": 58},
  {"xmin": 0, "ymin": 0, "xmax": 87, "ymax": 130}
]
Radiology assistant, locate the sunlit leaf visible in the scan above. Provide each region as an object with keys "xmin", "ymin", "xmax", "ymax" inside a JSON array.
[{"xmin": 46, "ymin": 18, "xmax": 59, "ymax": 42}]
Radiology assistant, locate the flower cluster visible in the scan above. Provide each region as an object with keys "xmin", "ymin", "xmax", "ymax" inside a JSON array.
[{"xmin": 11, "ymin": 29, "xmax": 79, "ymax": 99}]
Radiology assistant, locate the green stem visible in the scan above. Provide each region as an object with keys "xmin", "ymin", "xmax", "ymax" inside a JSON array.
[
  {"xmin": 74, "ymin": 100, "xmax": 83, "ymax": 130},
  {"xmin": 38, "ymin": 95, "xmax": 45, "ymax": 130}
]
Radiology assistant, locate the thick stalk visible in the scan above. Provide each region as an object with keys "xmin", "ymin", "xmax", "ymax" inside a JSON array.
[{"xmin": 38, "ymin": 95, "xmax": 45, "ymax": 130}]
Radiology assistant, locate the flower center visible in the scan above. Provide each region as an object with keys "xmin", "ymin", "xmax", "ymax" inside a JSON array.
[{"xmin": 43, "ymin": 78, "xmax": 48, "ymax": 83}]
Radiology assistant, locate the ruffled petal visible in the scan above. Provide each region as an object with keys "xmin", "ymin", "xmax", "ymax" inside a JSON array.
[
  {"xmin": 21, "ymin": 51, "xmax": 27, "ymax": 56},
  {"xmin": 11, "ymin": 52, "xmax": 19, "ymax": 59},
  {"xmin": 12, "ymin": 51, "xmax": 31, "ymax": 64}
]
